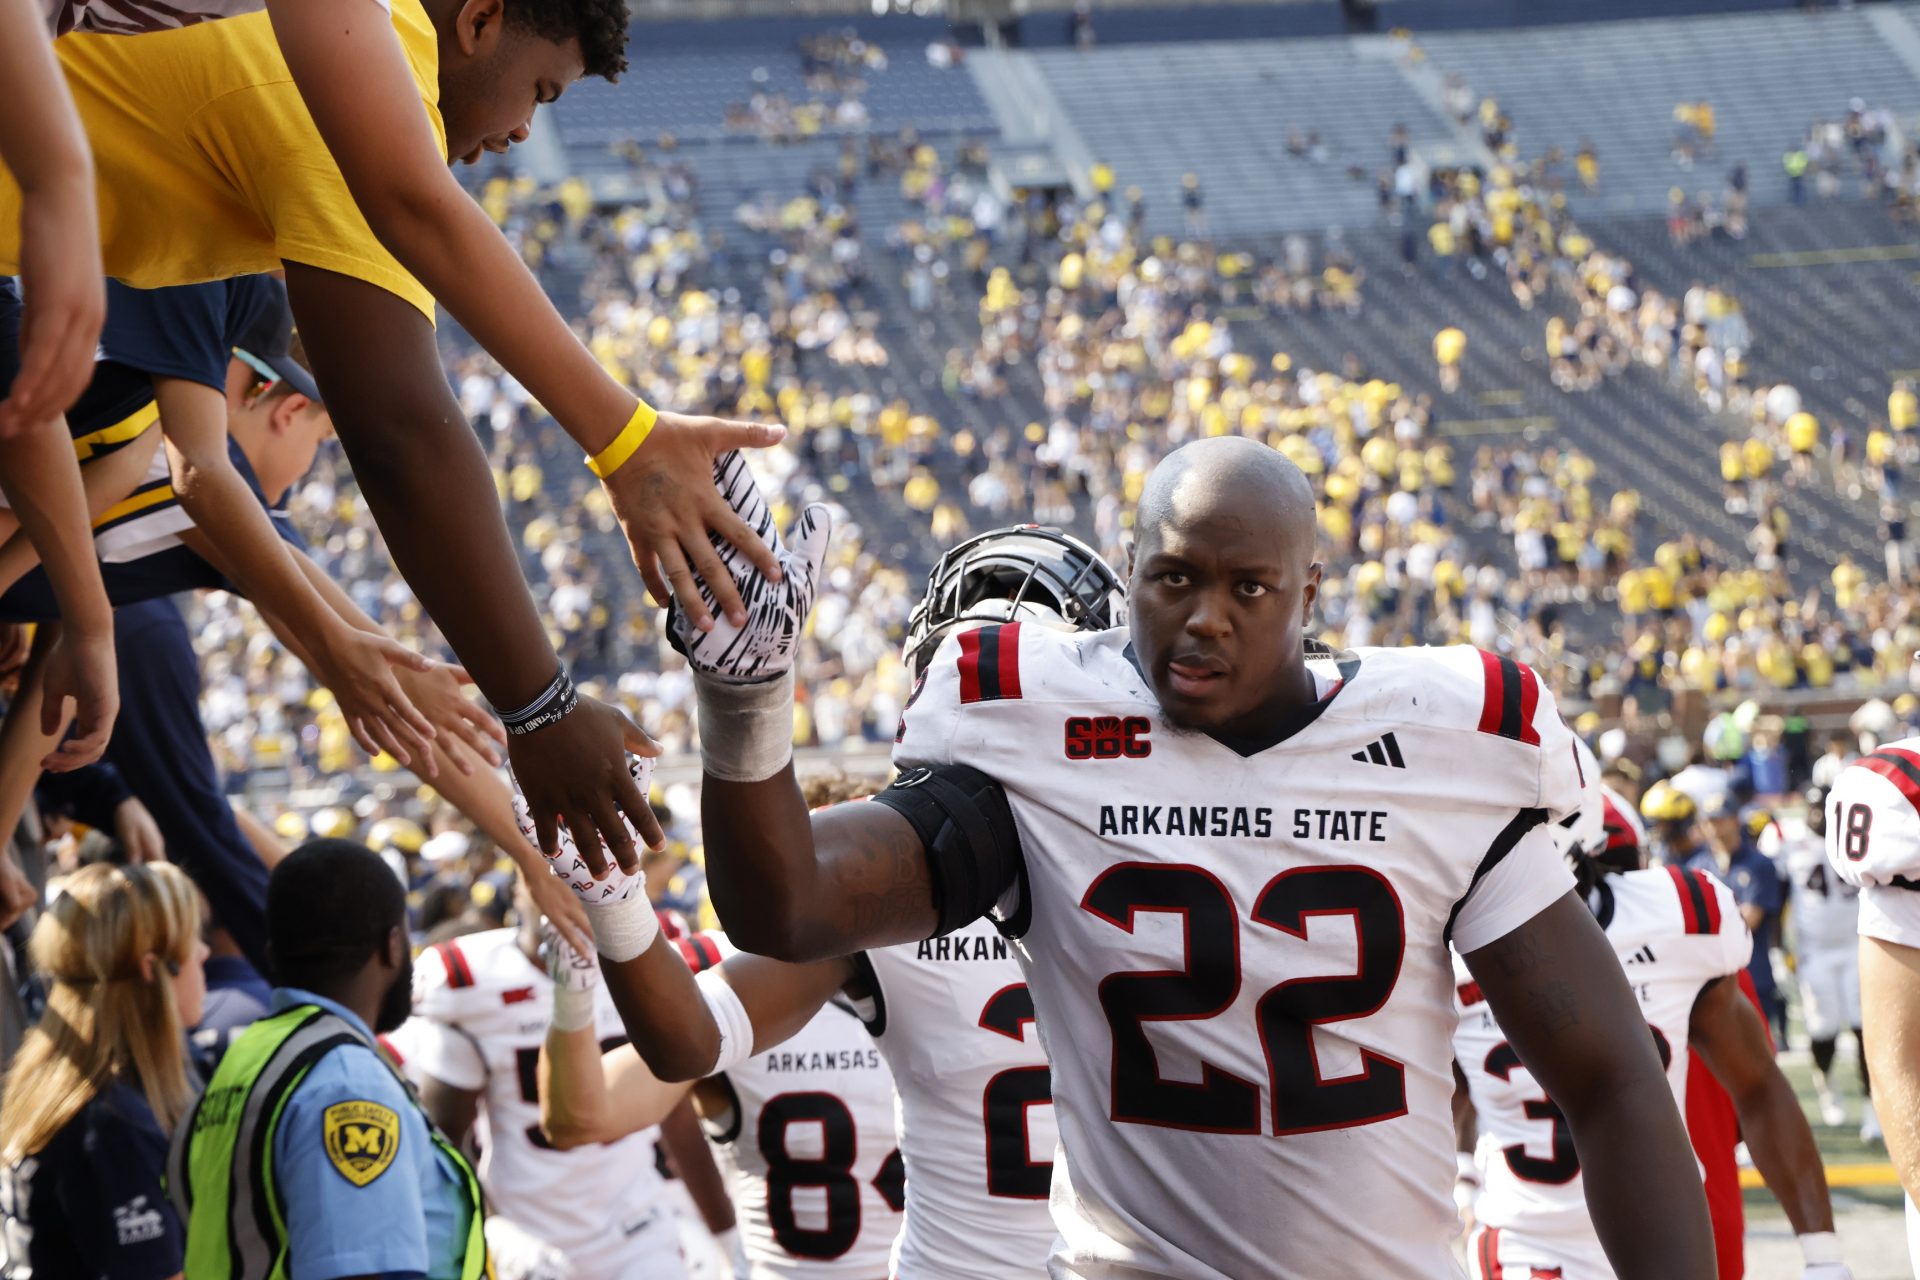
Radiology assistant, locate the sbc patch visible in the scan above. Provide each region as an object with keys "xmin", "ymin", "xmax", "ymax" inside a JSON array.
[{"xmin": 323, "ymin": 1100, "xmax": 400, "ymax": 1187}]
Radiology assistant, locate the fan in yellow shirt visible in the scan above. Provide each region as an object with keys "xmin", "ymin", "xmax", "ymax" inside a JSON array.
[{"xmin": 0, "ymin": 0, "xmax": 683, "ymax": 865}]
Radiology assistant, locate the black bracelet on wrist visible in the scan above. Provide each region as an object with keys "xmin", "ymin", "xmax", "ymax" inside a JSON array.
[{"xmin": 498, "ymin": 667, "xmax": 579, "ymax": 736}]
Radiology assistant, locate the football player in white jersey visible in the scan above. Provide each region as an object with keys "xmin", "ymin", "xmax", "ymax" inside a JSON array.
[
  {"xmin": 1455, "ymin": 745, "xmax": 1851, "ymax": 1280},
  {"xmin": 1764, "ymin": 787, "xmax": 1870, "ymax": 1128},
  {"xmin": 541, "ymin": 926, "xmax": 904, "ymax": 1280},
  {"xmin": 398, "ymin": 883, "xmax": 691, "ymax": 1280},
  {"xmin": 559, "ymin": 526, "xmax": 1114, "ymax": 1279},
  {"xmin": 556, "ymin": 441, "xmax": 1717, "ymax": 1278},
  {"xmin": 1824, "ymin": 739, "xmax": 1920, "ymax": 1275}
]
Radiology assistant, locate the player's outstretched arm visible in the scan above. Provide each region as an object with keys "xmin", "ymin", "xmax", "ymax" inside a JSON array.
[
  {"xmin": 1466, "ymin": 893, "xmax": 1717, "ymax": 1279},
  {"xmin": 1689, "ymin": 974, "xmax": 1849, "ymax": 1274},
  {"xmin": 264, "ymin": 0, "xmax": 784, "ymax": 633},
  {"xmin": 0, "ymin": 426, "xmax": 113, "ymax": 770},
  {"xmin": 1863, "ymin": 937, "xmax": 1920, "ymax": 1215},
  {"xmin": 0, "ymin": 0, "xmax": 102, "ymax": 437},
  {"xmin": 537, "ymin": 931, "xmax": 697, "ymax": 1146},
  {"xmin": 702, "ymin": 773, "xmax": 940, "ymax": 961},
  {"xmin": 284, "ymin": 262, "xmax": 662, "ymax": 867}
]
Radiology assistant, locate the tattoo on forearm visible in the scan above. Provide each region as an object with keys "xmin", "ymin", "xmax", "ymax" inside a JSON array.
[
  {"xmin": 838, "ymin": 826, "xmax": 933, "ymax": 937},
  {"xmin": 1528, "ymin": 977, "xmax": 1581, "ymax": 1034},
  {"xmin": 1479, "ymin": 924, "xmax": 1548, "ymax": 978}
]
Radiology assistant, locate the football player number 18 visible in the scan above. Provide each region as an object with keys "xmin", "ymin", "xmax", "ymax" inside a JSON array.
[
  {"xmin": 1840, "ymin": 803, "xmax": 1873, "ymax": 862},
  {"xmin": 1083, "ymin": 863, "xmax": 1408, "ymax": 1135}
]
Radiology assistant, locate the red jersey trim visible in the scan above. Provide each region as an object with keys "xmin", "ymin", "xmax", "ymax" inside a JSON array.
[
  {"xmin": 957, "ymin": 624, "xmax": 1024, "ymax": 705},
  {"xmin": 1475, "ymin": 650, "xmax": 1542, "ymax": 746},
  {"xmin": 1856, "ymin": 749, "xmax": 1920, "ymax": 818},
  {"xmin": 433, "ymin": 940, "xmax": 474, "ymax": 989}
]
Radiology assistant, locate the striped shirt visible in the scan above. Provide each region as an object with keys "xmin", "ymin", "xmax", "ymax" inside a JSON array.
[{"xmin": 46, "ymin": 0, "xmax": 385, "ymax": 36}]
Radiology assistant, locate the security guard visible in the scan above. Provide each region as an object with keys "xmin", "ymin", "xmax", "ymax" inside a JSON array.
[{"xmin": 169, "ymin": 839, "xmax": 487, "ymax": 1278}]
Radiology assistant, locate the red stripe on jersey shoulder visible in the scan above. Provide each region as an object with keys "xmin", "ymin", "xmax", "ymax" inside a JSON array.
[
  {"xmin": 957, "ymin": 628, "xmax": 984, "ymax": 703},
  {"xmin": 1474, "ymin": 650, "xmax": 1542, "ymax": 746},
  {"xmin": 1476, "ymin": 649, "xmax": 1507, "ymax": 738},
  {"xmin": 434, "ymin": 940, "xmax": 474, "ymax": 989},
  {"xmin": 956, "ymin": 624, "xmax": 1023, "ymax": 705},
  {"xmin": 1691, "ymin": 870, "xmax": 1723, "ymax": 934},
  {"xmin": 1855, "ymin": 749, "xmax": 1920, "ymax": 819},
  {"xmin": 1667, "ymin": 865, "xmax": 1701, "ymax": 934}
]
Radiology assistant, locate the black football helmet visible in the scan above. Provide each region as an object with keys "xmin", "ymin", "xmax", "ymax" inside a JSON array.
[{"xmin": 904, "ymin": 525, "xmax": 1126, "ymax": 678}]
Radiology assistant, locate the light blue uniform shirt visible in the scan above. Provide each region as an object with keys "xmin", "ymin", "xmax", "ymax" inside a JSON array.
[{"xmin": 269, "ymin": 988, "xmax": 472, "ymax": 1280}]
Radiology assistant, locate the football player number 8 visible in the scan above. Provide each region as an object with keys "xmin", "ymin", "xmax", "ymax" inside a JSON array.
[
  {"xmin": 1084, "ymin": 863, "xmax": 1406, "ymax": 1135},
  {"xmin": 1842, "ymin": 803, "xmax": 1873, "ymax": 862}
]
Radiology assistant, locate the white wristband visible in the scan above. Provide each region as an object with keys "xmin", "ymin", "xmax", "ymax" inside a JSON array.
[
  {"xmin": 584, "ymin": 891, "xmax": 659, "ymax": 964},
  {"xmin": 550, "ymin": 980, "xmax": 595, "ymax": 1033},
  {"xmin": 698, "ymin": 969, "xmax": 755, "ymax": 1073},
  {"xmin": 1798, "ymin": 1232, "xmax": 1843, "ymax": 1266},
  {"xmin": 695, "ymin": 672, "xmax": 795, "ymax": 782}
]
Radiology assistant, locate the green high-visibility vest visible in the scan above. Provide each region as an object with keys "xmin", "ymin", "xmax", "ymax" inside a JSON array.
[{"xmin": 166, "ymin": 1004, "xmax": 487, "ymax": 1280}]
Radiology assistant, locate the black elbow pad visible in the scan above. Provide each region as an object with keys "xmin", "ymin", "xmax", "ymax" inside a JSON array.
[{"xmin": 871, "ymin": 763, "xmax": 1023, "ymax": 937}]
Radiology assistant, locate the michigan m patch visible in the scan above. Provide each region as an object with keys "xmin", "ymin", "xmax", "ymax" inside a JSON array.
[{"xmin": 323, "ymin": 1099, "xmax": 400, "ymax": 1187}]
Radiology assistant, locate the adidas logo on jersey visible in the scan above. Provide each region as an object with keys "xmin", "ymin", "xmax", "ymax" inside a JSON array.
[
  {"xmin": 1625, "ymin": 945, "xmax": 1658, "ymax": 965},
  {"xmin": 1350, "ymin": 732, "xmax": 1405, "ymax": 768}
]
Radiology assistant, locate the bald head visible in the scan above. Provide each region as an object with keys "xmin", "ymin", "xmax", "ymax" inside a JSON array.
[{"xmin": 1135, "ymin": 437, "xmax": 1318, "ymax": 567}]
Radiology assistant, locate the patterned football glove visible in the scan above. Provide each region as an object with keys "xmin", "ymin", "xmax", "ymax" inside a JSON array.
[
  {"xmin": 667, "ymin": 450, "xmax": 832, "ymax": 684},
  {"xmin": 511, "ymin": 754, "xmax": 652, "ymax": 905},
  {"xmin": 542, "ymin": 920, "xmax": 600, "ymax": 996}
]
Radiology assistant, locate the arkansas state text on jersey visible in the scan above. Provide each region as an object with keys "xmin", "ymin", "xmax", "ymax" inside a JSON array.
[
  {"xmin": 895, "ymin": 625, "xmax": 1586, "ymax": 1280},
  {"xmin": 686, "ymin": 935, "xmax": 904, "ymax": 1280}
]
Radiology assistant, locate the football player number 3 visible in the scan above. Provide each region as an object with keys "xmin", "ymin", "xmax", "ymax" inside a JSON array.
[{"xmin": 1083, "ymin": 863, "xmax": 1407, "ymax": 1136}]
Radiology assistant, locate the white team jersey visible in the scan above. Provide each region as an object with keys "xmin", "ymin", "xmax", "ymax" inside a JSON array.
[
  {"xmin": 1764, "ymin": 817, "xmax": 1859, "ymax": 953},
  {"xmin": 857, "ymin": 917, "xmax": 1058, "ymax": 1278},
  {"xmin": 894, "ymin": 626, "xmax": 1587, "ymax": 1279},
  {"xmin": 407, "ymin": 928, "xmax": 676, "ymax": 1278},
  {"xmin": 1827, "ymin": 740, "xmax": 1920, "ymax": 949},
  {"xmin": 685, "ymin": 935, "xmax": 902, "ymax": 1280},
  {"xmin": 1453, "ymin": 867, "xmax": 1748, "ymax": 1251}
]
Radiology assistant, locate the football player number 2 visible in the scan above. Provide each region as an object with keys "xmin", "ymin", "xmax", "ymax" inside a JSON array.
[
  {"xmin": 1083, "ymin": 863, "xmax": 1407, "ymax": 1135},
  {"xmin": 979, "ymin": 983, "xmax": 1054, "ymax": 1198}
]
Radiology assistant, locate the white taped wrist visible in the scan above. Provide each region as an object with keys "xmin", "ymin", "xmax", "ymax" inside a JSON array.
[
  {"xmin": 550, "ymin": 981, "xmax": 595, "ymax": 1033},
  {"xmin": 698, "ymin": 969, "xmax": 755, "ymax": 1073},
  {"xmin": 1798, "ymin": 1232, "xmax": 1843, "ymax": 1266},
  {"xmin": 695, "ymin": 672, "xmax": 795, "ymax": 782},
  {"xmin": 585, "ymin": 891, "xmax": 659, "ymax": 964}
]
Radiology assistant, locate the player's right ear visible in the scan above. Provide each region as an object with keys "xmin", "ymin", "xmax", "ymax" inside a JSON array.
[{"xmin": 454, "ymin": 0, "xmax": 507, "ymax": 56}]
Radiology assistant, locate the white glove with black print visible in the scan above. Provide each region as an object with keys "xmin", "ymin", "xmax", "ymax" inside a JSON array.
[
  {"xmin": 668, "ymin": 451, "xmax": 832, "ymax": 684},
  {"xmin": 511, "ymin": 754, "xmax": 652, "ymax": 904}
]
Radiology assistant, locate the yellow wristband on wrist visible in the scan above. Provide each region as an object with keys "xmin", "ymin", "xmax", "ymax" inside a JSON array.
[{"xmin": 585, "ymin": 401, "xmax": 658, "ymax": 479}]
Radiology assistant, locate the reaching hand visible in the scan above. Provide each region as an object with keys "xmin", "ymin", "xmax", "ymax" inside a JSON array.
[
  {"xmin": 0, "ymin": 178, "xmax": 105, "ymax": 438},
  {"xmin": 668, "ymin": 451, "xmax": 832, "ymax": 684},
  {"xmin": 523, "ymin": 860, "xmax": 594, "ymax": 957},
  {"xmin": 312, "ymin": 624, "xmax": 439, "ymax": 771},
  {"xmin": 0, "ymin": 853, "xmax": 36, "ymax": 931},
  {"xmin": 542, "ymin": 918, "xmax": 601, "ymax": 995},
  {"xmin": 394, "ymin": 661, "xmax": 505, "ymax": 774},
  {"xmin": 40, "ymin": 623, "xmax": 116, "ymax": 772},
  {"xmin": 600, "ymin": 412, "xmax": 788, "ymax": 633},
  {"xmin": 113, "ymin": 797, "xmax": 166, "ymax": 864},
  {"xmin": 510, "ymin": 719, "xmax": 663, "ymax": 881}
]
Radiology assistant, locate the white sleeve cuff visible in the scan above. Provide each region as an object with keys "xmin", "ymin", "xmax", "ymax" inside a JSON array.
[
  {"xmin": 1451, "ymin": 821, "xmax": 1575, "ymax": 956},
  {"xmin": 1860, "ymin": 885, "xmax": 1920, "ymax": 949}
]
